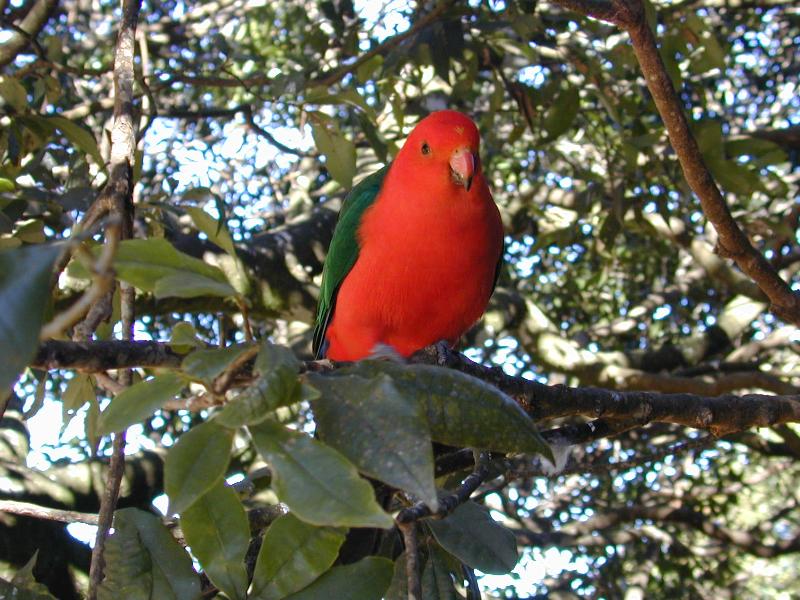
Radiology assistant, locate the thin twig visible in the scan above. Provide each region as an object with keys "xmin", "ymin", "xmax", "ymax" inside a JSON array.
[
  {"xmin": 212, "ymin": 343, "xmax": 259, "ymax": 395},
  {"xmin": 40, "ymin": 220, "xmax": 121, "ymax": 340},
  {"xmin": 397, "ymin": 453, "xmax": 491, "ymax": 524},
  {"xmin": 0, "ymin": 500, "xmax": 100, "ymax": 525},
  {"xmin": 398, "ymin": 522, "xmax": 422, "ymax": 600}
]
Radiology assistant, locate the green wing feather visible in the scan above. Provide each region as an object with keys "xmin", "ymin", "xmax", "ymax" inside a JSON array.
[{"xmin": 313, "ymin": 165, "xmax": 390, "ymax": 358}]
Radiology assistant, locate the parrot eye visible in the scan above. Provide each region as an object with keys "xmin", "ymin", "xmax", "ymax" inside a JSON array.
[{"xmin": 421, "ymin": 142, "xmax": 431, "ymax": 155}]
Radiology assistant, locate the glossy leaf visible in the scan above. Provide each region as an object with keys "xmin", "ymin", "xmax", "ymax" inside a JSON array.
[
  {"xmin": 0, "ymin": 76, "xmax": 27, "ymax": 112},
  {"xmin": 343, "ymin": 361, "xmax": 551, "ymax": 459},
  {"xmin": 181, "ymin": 482, "xmax": 249, "ymax": 600},
  {"xmin": 428, "ymin": 501, "xmax": 518, "ymax": 575},
  {"xmin": 98, "ymin": 508, "xmax": 202, "ymax": 600},
  {"xmin": 308, "ymin": 372, "xmax": 437, "ymax": 509},
  {"xmin": 185, "ymin": 206, "xmax": 237, "ymax": 256},
  {"xmin": 185, "ymin": 206, "xmax": 249, "ymax": 295},
  {"xmin": 421, "ymin": 545, "xmax": 459, "ymax": 600},
  {"xmin": 283, "ymin": 556, "xmax": 393, "ymax": 600},
  {"xmin": 170, "ymin": 322, "xmax": 202, "ymax": 352},
  {"xmin": 164, "ymin": 420, "xmax": 233, "ymax": 514},
  {"xmin": 47, "ymin": 116, "xmax": 105, "ymax": 169},
  {"xmin": 542, "ymin": 86, "xmax": 579, "ymax": 141},
  {"xmin": 0, "ymin": 243, "xmax": 62, "ymax": 403},
  {"xmin": 0, "ymin": 578, "xmax": 56, "ymax": 600},
  {"xmin": 98, "ymin": 373, "xmax": 185, "ymax": 436},
  {"xmin": 181, "ymin": 343, "xmax": 254, "ymax": 385},
  {"xmin": 383, "ymin": 552, "xmax": 409, "ymax": 600},
  {"xmin": 7, "ymin": 551, "xmax": 55, "ymax": 599},
  {"xmin": 154, "ymin": 271, "xmax": 236, "ymax": 299},
  {"xmin": 254, "ymin": 341, "xmax": 300, "ymax": 375},
  {"xmin": 250, "ymin": 513, "xmax": 345, "ymax": 600},
  {"xmin": 311, "ymin": 118, "xmax": 356, "ymax": 189},
  {"xmin": 249, "ymin": 419, "xmax": 393, "ymax": 529},
  {"xmin": 102, "ymin": 238, "xmax": 231, "ymax": 294},
  {"xmin": 215, "ymin": 367, "xmax": 301, "ymax": 428}
]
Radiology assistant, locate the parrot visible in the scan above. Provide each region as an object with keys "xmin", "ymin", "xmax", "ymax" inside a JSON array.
[{"xmin": 313, "ymin": 110, "xmax": 503, "ymax": 361}]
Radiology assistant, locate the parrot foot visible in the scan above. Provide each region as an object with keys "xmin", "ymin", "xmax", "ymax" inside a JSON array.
[
  {"xmin": 368, "ymin": 343, "xmax": 406, "ymax": 362},
  {"xmin": 409, "ymin": 340, "xmax": 452, "ymax": 366}
]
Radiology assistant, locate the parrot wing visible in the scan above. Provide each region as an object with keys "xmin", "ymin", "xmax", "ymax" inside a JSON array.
[{"xmin": 313, "ymin": 165, "xmax": 390, "ymax": 358}]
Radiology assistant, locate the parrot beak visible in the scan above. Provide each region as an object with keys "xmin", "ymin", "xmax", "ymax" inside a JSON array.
[{"xmin": 449, "ymin": 148, "xmax": 475, "ymax": 192}]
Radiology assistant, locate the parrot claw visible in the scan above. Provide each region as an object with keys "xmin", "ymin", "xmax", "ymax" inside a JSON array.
[
  {"xmin": 368, "ymin": 343, "xmax": 407, "ymax": 362},
  {"xmin": 431, "ymin": 340, "xmax": 452, "ymax": 365}
]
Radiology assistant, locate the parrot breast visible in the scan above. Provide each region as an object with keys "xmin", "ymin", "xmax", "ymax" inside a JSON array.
[{"xmin": 323, "ymin": 155, "xmax": 503, "ymax": 361}]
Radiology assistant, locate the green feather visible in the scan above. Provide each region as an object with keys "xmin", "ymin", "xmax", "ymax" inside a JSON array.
[{"xmin": 313, "ymin": 165, "xmax": 390, "ymax": 358}]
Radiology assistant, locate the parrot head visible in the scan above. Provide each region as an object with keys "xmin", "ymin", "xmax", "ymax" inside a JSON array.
[{"xmin": 397, "ymin": 110, "xmax": 482, "ymax": 193}]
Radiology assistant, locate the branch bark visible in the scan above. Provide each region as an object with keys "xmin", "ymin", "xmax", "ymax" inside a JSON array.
[
  {"xmin": 85, "ymin": 0, "xmax": 141, "ymax": 596},
  {"xmin": 30, "ymin": 339, "xmax": 800, "ymax": 437}
]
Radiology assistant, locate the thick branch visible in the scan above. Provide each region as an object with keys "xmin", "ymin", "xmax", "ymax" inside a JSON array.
[
  {"xmin": 410, "ymin": 345, "xmax": 800, "ymax": 436},
  {"xmin": 33, "ymin": 339, "xmax": 183, "ymax": 371},
  {"xmin": 30, "ymin": 340, "xmax": 800, "ymax": 436}
]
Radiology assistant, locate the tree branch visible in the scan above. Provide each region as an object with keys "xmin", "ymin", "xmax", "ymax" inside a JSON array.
[
  {"xmin": 31, "ymin": 339, "xmax": 800, "ymax": 436},
  {"xmin": 86, "ymin": 0, "xmax": 141, "ymax": 596},
  {"xmin": 0, "ymin": 499, "xmax": 99, "ymax": 525},
  {"xmin": 552, "ymin": 0, "xmax": 800, "ymax": 326},
  {"xmin": 33, "ymin": 340, "xmax": 183, "ymax": 371}
]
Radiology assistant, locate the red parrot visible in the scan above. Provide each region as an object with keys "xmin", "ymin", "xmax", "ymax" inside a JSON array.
[{"xmin": 313, "ymin": 110, "xmax": 503, "ymax": 361}]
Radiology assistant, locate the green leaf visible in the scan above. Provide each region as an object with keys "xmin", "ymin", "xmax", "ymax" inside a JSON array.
[
  {"xmin": 0, "ymin": 177, "xmax": 14, "ymax": 192},
  {"xmin": 62, "ymin": 373, "xmax": 95, "ymax": 431},
  {"xmin": 0, "ymin": 243, "xmax": 62, "ymax": 403},
  {"xmin": 0, "ymin": 76, "xmax": 28, "ymax": 112},
  {"xmin": 63, "ymin": 373, "xmax": 94, "ymax": 412},
  {"xmin": 254, "ymin": 341, "xmax": 300, "ymax": 376},
  {"xmin": 184, "ymin": 206, "xmax": 236, "ymax": 256},
  {"xmin": 98, "ymin": 373, "xmax": 185, "ymax": 436},
  {"xmin": 250, "ymin": 513, "xmax": 345, "ymax": 600},
  {"xmin": 427, "ymin": 501, "xmax": 518, "ymax": 575},
  {"xmin": 14, "ymin": 219, "xmax": 46, "ymax": 243},
  {"xmin": 103, "ymin": 238, "xmax": 231, "ymax": 294},
  {"xmin": 0, "ymin": 578, "xmax": 55, "ymax": 600},
  {"xmin": 215, "ymin": 368, "xmax": 302, "ymax": 429},
  {"xmin": 181, "ymin": 482, "xmax": 249, "ymax": 600},
  {"xmin": 98, "ymin": 508, "xmax": 202, "ymax": 600},
  {"xmin": 185, "ymin": 206, "xmax": 249, "ymax": 295},
  {"xmin": 47, "ymin": 116, "xmax": 105, "ymax": 169},
  {"xmin": 310, "ymin": 118, "xmax": 356, "ymax": 189},
  {"xmin": 170, "ymin": 322, "xmax": 202, "ymax": 352},
  {"xmin": 344, "ymin": 362, "xmax": 552, "ymax": 459},
  {"xmin": 283, "ymin": 556, "xmax": 393, "ymax": 600},
  {"xmin": 421, "ymin": 545, "xmax": 459, "ymax": 600},
  {"xmin": 542, "ymin": 86, "xmax": 579, "ymax": 142},
  {"xmin": 8, "ymin": 551, "xmax": 56, "ymax": 599},
  {"xmin": 383, "ymin": 552, "xmax": 408, "ymax": 600},
  {"xmin": 181, "ymin": 343, "xmax": 254, "ymax": 385},
  {"xmin": 707, "ymin": 156, "xmax": 762, "ymax": 197},
  {"xmin": 249, "ymin": 420, "xmax": 393, "ymax": 529},
  {"xmin": 154, "ymin": 271, "xmax": 237, "ymax": 299},
  {"xmin": 305, "ymin": 87, "xmax": 373, "ymax": 116},
  {"xmin": 308, "ymin": 373, "xmax": 437, "ymax": 510},
  {"xmin": 164, "ymin": 420, "xmax": 234, "ymax": 514}
]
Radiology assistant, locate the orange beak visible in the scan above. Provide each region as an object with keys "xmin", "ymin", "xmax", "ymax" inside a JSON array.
[{"xmin": 449, "ymin": 147, "xmax": 475, "ymax": 191}]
